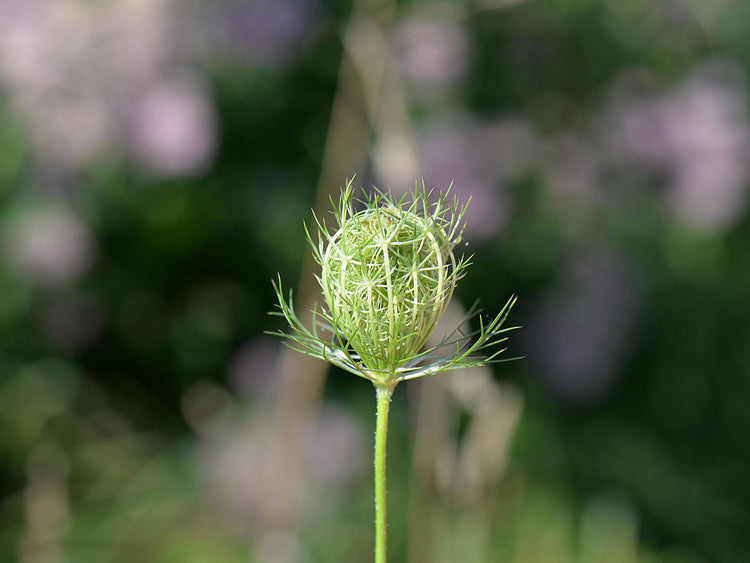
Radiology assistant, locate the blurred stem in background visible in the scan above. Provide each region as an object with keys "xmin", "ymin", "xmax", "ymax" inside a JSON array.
[
  {"xmin": 408, "ymin": 302, "xmax": 525, "ymax": 563},
  {"xmin": 256, "ymin": 0, "xmax": 397, "ymax": 557}
]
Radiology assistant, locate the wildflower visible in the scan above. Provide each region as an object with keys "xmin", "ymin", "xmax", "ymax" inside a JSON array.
[
  {"xmin": 270, "ymin": 178, "xmax": 517, "ymax": 563},
  {"xmin": 270, "ymin": 179, "xmax": 516, "ymax": 388}
]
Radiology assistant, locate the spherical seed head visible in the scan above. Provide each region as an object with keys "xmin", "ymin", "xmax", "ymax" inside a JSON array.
[
  {"xmin": 320, "ymin": 191, "xmax": 464, "ymax": 377},
  {"xmin": 271, "ymin": 180, "xmax": 517, "ymax": 385}
]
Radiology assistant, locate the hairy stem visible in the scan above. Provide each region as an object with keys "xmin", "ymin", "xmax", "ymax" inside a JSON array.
[{"xmin": 374, "ymin": 384, "xmax": 393, "ymax": 563}]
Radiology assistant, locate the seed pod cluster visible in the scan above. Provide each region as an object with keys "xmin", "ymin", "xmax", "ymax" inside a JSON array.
[
  {"xmin": 320, "ymin": 204, "xmax": 458, "ymax": 374},
  {"xmin": 271, "ymin": 179, "xmax": 516, "ymax": 387}
]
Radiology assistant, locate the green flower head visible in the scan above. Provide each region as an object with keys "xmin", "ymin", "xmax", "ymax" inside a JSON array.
[{"xmin": 271, "ymin": 179, "xmax": 517, "ymax": 388}]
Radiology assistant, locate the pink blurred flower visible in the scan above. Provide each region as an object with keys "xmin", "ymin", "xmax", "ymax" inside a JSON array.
[
  {"xmin": 5, "ymin": 205, "xmax": 96, "ymax": 288},
  {"xmin": 196, "ymin": 402, "xmax": 367, "ymax": 525},
  {"xmin": 127, "ymin": 73, "xmax": 217, "ymax": 178},
  {"xmin": 0, "ymin": 0, "xmax": 216, "ymax": 175},
  {"xmin": 662, "ymin": 61, "xmax": 750, "ymax": 230},
  {"xmin": 305, "ymin": 403, "xmax": 368, "ymax": 489},
  {"xmin": 392, "ymin": 16, "xmax": 471, "ymax": 101},
  {"xmin": 605, "ymin": 60, "xmax": 750, "ymax": 231}
]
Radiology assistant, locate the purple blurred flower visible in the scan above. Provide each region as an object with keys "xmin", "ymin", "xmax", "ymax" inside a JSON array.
[
  {"xmin": 222, "ymin": 0, "xmax": 318, "ymax": 68},
  {"xmin": 414, "ymin": 116, "xmax": 506, "ymax": 241},
  {"xmin": 523, "ymin": 245, "xmax": 644, "ymax": 404}
]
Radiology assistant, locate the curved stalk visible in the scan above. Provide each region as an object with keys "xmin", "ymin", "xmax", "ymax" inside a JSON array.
[{"xmin": 374, "ymin": 384, "xmax": 394, "ymax": 563}]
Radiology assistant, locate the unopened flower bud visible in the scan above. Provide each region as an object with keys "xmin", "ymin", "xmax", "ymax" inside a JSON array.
[
  {"xmin": 270, "ymin": 178, "xmax": 516, "ymax": 388},
  {"xmin": 320, "ymin": 204, "xmax": 458, "ymax": 375}
]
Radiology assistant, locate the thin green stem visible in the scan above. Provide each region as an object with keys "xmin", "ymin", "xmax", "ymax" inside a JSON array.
[{"xmin": 374, "ymin": 384, "xmax": 393, "ymax": 563}]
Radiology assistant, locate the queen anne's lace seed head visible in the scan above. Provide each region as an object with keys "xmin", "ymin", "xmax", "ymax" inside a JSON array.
[
  {"xmin": 321, "ymin": 205, "xmax": 457, "ymax": 373},
  {"xmin": 270, "ymin": 179, "xmax": 517, "ymax": 388}
]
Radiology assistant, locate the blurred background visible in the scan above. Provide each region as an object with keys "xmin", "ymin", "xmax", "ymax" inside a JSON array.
[{"xmin": 1, "ymin": 0, "xmax": 749, "ymax": 561}]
